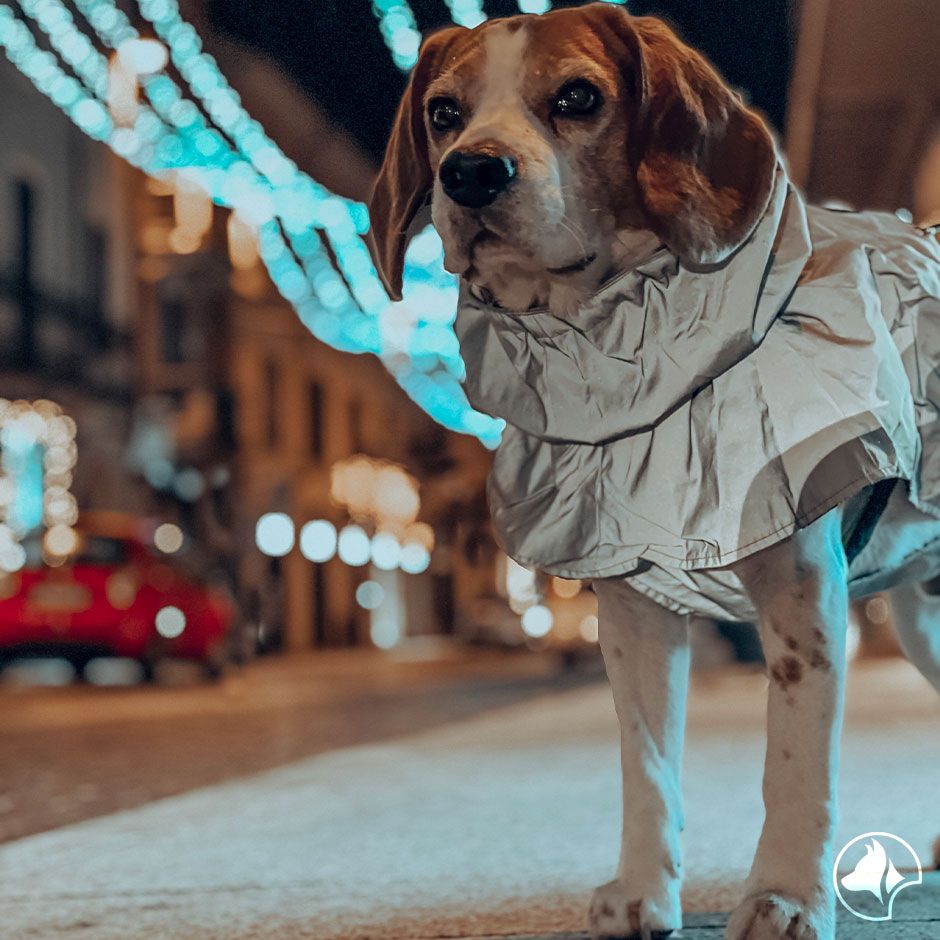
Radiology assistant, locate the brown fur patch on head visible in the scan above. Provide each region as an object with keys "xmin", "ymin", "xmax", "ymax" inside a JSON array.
[{"xmin": 537, "ymin": 5, "xmax": 778, "ymax": 264}]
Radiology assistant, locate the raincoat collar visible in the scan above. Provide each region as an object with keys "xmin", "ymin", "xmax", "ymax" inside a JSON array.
[{"xmin": 455, "ymin": 165, "xmax": 813, "ymax": 444}]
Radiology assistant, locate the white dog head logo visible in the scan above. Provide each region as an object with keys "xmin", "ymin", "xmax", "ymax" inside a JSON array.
[{"xmin": 833, "ymin": 832, "xmax": 923, "ymax": 921}]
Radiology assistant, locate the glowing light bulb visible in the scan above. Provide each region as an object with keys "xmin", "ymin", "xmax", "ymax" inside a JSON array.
[
  {"xmin": 117, "ymin": 38, "xmax": 168, "ymax": 75},
  {"xmin": 399, "ymin": 542, "xmax": 430, "ymax": 574},
  {"xmin": 337, "ymin": 524, "xmax": 370, "ymax": 567},
  {"xmin": 255, "ymin": 512, "xmax": 294, "ymax": 557},
  {"xmin": 155, "ymin": 605, "xmax": 186, "ymax": 638},
  {"xmin": 154, "ymin": 523, "xmax": 183, "ymax": 553},
  {"xmin": 521, "ymin": 604, "xmax": 553, "ymax": 638},
  {"xmin": 355, "ymin": 580, "xmax": 384, "ymax": 610},
  {"xmin": 579, "ymin": 614, "xmax": 599, "ymax": 643},
  {"xmin": 300, "ymin": 519, "xmax": 338, "ymax": 563},
  {"xmin": 370, "ymin": 532, "xmax": 401, "ymax": 571}
]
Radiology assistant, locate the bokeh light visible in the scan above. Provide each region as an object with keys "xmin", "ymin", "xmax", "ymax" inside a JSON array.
[
  {"xmin": 299, "ymin": 519, "xmax": 337, "ymax": 563},
  {"xmin": 370, "ymin": 532, "xmax": 401, "ymax": 571},
  {"xmin": 521, "ymin": 604, "xmax": 554, "ymax": 639},
  {"xmin": 399, "ymin": 542, "xmax": 430, "ymax": 574},
  {"xmin": 355, "ymin": 580, "xmax": 385, "ymax": 610},
  {"xmin": 43, "ymin": 524, "xmax": 78, "ymax": 558},
  {"xmin": 337, "ymin": 524, "xmax": 370, "ymax": 567},
  {"xmin": 155, "ymin": 605, "xmax": 186, "ymax": 638},
  {"xmin": 117, "ymin": 37, "xmax": 168, "ymax": 75},
  {"xmin": 370, "ymin": 615, "xmax": 402, "ymax": 650},
  {"xmin": 255, "ymin": 512, "xmax": 294, "ymax": 557},
  {"xmin": 579, "ymin": 614, "xmax": 599, "ymax": 643},
  {"xmin": 154, "ymin": 523, "xmax": 183, "ymax": 553}
]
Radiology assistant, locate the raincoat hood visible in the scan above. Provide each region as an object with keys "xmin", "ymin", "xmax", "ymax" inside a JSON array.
[{"xmin": 455, "ymin": 165, "xmax": 940, "ymax": 591}]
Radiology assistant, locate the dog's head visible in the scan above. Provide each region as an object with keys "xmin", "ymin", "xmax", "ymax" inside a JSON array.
[{"xmin": 368, "ymin": 3, "xmax": 777, "ymax": 311}]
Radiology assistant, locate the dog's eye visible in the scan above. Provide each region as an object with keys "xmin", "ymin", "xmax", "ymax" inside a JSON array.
[
  {"xmin": 552, "ymin": 80, "xmax": 602, "ymax": 117},
  {"xmin": 428, "ymin": 97, "xmax": 462, "ymax": 133}
]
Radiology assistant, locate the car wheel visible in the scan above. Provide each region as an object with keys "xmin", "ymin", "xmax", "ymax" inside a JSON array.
[
  {"xmin": 138, "ymin": 658, "xmax": 159, "ymax": 684},
  {"xmin": 202, "ymin": 647, "xmax": 228, "ymax": 682},
  {"xmin": 71, "ymin": 657, "xmax": 93, "ymax": 683}
]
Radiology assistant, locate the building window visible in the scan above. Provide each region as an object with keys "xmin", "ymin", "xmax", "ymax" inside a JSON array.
[
  {"xmin": 264, "ymin": 359, "xmax": 279, "ymax": 449},
  {"xmin": 160, "ymin": 296, "xmax": 186, "ymax": 363},
  {"xmin": 83, "ymin": 223, "xmax": 107, "ymax": 328},
  {"xmin": 13, "ymin": 180, "xmax": 36, "ymax": 367},
  {"xmin": 312, "ymin": 562, "xmax": 327, "ymax": 647},
  {"xmin": 309, "ymin": 380, "xmax": 324, "ymax": 461}
]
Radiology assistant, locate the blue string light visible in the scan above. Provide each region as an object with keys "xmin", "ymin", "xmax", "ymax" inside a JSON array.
[
  {"xmin": 5, "ymin": 0, "xmax": 629, "ymax": 451},
  {"xmin": 371, "ymin": 1, "xmax": 422, "ymax": 70},
  {"xmin": 443, "ymin": 1, "xmax": 486, "ymax": 28},
  {"xmin": 0, "ymin": 0, "xmax": 503, "ymax": 447}
]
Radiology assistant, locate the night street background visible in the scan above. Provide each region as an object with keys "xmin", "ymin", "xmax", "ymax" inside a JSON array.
[{"xmin": 0, "ymin": 0, "xmax": 937, "ymax": 938}]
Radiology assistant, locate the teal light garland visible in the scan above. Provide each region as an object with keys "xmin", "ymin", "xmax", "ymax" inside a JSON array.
[{"xmin": 0, "ymin": 0, "xmax": 503, "ymax": 447}]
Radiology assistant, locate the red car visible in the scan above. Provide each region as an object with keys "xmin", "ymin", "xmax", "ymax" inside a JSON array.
[{"xmin": 0, "ymin": 513, "xmax": 235, "ymax": 681}]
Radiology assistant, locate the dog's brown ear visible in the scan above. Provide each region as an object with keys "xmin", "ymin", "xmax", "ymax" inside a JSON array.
[
  {"xmin": 587, "ymin": 7, "xmax": 777, "ymax": 265},
  {"xmin": 368, "ymin": 27, "xmax": 465, "ymax": 300}
]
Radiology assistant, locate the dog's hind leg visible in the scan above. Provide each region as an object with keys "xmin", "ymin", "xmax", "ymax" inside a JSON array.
[
  {"xmin": 589, "ymin": 577, "xmax": 690, "ymax": 940},
  {"xmin": 888, "ymin": 579, "xmax": 940, "ymax": 868},
  {"xmin": 888, "ymin": 579, "xmax": 940, "ymax": 692}
]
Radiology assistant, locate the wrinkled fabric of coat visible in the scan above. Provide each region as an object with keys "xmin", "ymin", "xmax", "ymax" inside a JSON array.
[{"xmin": 455, "ymin": 166, "xmax": 940, "ymax": 620}]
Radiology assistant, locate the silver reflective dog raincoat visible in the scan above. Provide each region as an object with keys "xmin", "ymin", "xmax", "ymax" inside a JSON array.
[{"xmin": 455, "ymin": 167, "xmax": 940, "ymax": 620}]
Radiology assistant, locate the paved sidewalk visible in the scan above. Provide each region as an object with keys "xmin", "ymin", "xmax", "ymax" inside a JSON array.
[
  {"xmin": 469, "ymin": 888, "xmax": 940, "ymax": 938},
  {"xmin": 0, "ymin": 644, "xmax": 598, "ymax": 844},
  {"xmin": 0, "ymin": 660, "xmax": 938, "ymax": 939}
]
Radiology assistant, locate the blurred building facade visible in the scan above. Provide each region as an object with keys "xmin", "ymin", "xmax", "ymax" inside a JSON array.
[
  {"xmin": 4, "ymin": 0, "xmax": 934, "ymax": 662},
  {"xmin": 0, "ymin": 55, "xmax": 141, "ymax": 518},
  {"xmin": 787, "ymin": 0, "xmax": 940, "ymax": 219}
]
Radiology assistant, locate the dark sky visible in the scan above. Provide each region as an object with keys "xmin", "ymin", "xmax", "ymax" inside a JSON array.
[{"xmin": 208, "ymin": 0, "xmax": 794, "ymax": 164}]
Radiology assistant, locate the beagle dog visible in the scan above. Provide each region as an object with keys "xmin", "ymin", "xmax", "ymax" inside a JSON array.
[{"xmin": 368, "ymin": 5, "xmax": 940, "ymax": 939}]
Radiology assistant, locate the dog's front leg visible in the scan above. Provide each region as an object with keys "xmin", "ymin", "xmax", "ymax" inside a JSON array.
[
  {"xmin": 590, "ymin": 578, "xmax": 690, "ymax": 940},
  {"xmin": 726, "ymin": 509, "xmax": 847, "ymax": 940}
]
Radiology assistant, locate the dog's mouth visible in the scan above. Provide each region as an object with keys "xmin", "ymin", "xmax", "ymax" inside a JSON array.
[
  {"xmin": 547, "ymin": 253, "xmax": 598, "ymax": 276},
  {"xmin": 468, "ymin": 227, "xmax": 597, "ymax": 271},
  {"xmin": 462, "ymin": 227, "xmax": 507, "ymax": 280}
]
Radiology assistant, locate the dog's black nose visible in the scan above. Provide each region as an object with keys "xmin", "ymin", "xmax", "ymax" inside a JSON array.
[{"xmin": 439, "ymin": 152, "xmax": 517, "ymax": 209}]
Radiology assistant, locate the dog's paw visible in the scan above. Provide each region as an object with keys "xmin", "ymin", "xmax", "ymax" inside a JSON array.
[
  {"xmin": 589, "ymin": 878, "xmax": 680, "ymax": 940},
  {"xmin": 725, "ymin": 891, "xmax": 833, "ymax": 940}
]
